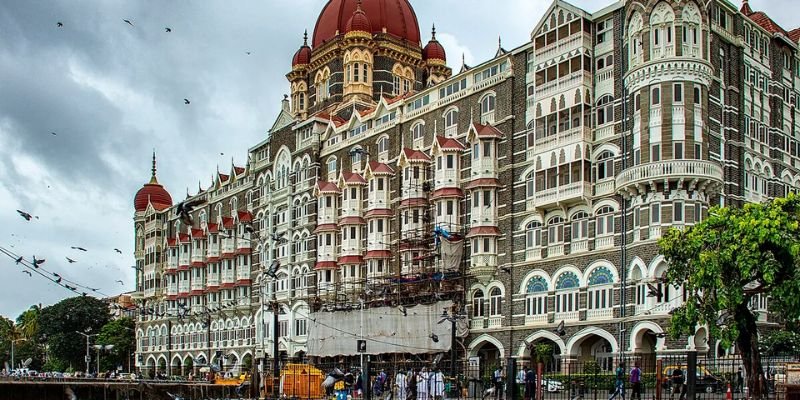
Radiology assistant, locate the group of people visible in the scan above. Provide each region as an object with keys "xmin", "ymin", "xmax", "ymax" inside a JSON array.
[
  {"xmin": 381, "ymin": 367, "xmax": 447, "ymax": 400},
  {"xmin": 607, "ymin": 362, "xmax": 644, "ymax": 400}
]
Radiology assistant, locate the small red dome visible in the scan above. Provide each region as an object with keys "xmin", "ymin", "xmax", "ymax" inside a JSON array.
[
  {"xmin": 313, "ymin": 0, "xmax": 421, "ymax": 48},
  {"xmin": 345, "ymin": 3, "xmax": 371, "ymax": 33},
  {"xmin": 423, "ymin": 27, "xmax": 446, "ymax": 62},
  {"xmin": 134, "ymin": 153, "xmax": 173, "ymax": 212},
  {"xmin": 134, "ymin": 183, "xmax": 173, "ymax": 212},
  {"xmin": 292, "ymin": 31, "xmax": 312, "ymax": 66}
]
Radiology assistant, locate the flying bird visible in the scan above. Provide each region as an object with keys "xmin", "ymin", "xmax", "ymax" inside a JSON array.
[
  {"xmin": 555, "ymin": 320, "xmax": 566, "ymax": 336},
  {"xmin": 183, "ymin": 98, "xmax": 190, "ymax": 105},
  {"xmin": 21, "ymin": 271, "xmax": 31, "ymax": 277},
  {"xmin": 114, "ymin": 248, "xmax": 122, "ymax": 254},
  {"xmin": 15, "ymin": 256, "xmax": 23, "ymax": 264},
  {"xmin": 165, "ymin": 27, "xmax": 172, "ymax": 32},
  {"xmin": 116, "ymin": 280, "xmax": 124, "ymax": 285},
  {"xmin": 16, "ymin": 210, "xmax": 33, "ymax": 221},
  {"xmin": 57, "ymin": 22, "xmax": 63, "ymax": 28},
  {"xmin": 123, "ymin": 19, "xmax": 134, "ymax": 26},
  {"xmin": 175, "ymin": 199, "xmax": 203, "ymax": 225},
  {"xmin": 270, "ymin": 231, "xmax": 288, "ymax": 244},
  {"xmin": 132, "ymin": 265, "xmax": 143, "ymax": 272},
  {"xmin": 53, "ymin": 273, "xmax": 62, "ymax": 284},
  {"xmin": 33, "ymin": 257, "xmax": 45, "ymax": 267},
  {"xmin": 646, "ymin": 283, "xmax": 663, "ymax": 298},
  {"xmin": 220, "ymin": 152, "xmax": 224, "ymax": 156},
  {"xmin": 71, "ymin": 246, "xmax": 87, "ymax": 252},
  {"xmin": 66, "ymin": 257, "xmax": 76, "ymax": 263},
  {"xmin": 50, "ymin": 132, "xmax": 57, "ymax": 136},
  {"xmin": 245, "ymin": 51, "xmax": 251, "ymax": 55}
]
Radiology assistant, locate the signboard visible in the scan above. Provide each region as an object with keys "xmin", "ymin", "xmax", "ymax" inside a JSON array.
[
  {"xmin": 256, "ymin": 348, "xmax": 265, "ymax": 359},
  {"xmin": 357, "ymin": 340, "xmax": 367, "ymax": 353},
  {"xmin": 467, "ymin": 357, "xmax": 480, "ymax": 378}
]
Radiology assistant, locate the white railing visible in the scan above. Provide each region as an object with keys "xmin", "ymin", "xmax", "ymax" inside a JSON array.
[
  {"xmin": 207, "ymin": 276, "xmax": 219, "ymax": 288},
  {"xmin": 179, "ymin": 253, "xmax": 190, "ymax": 267},
  {"xmin": 594, "ymin": 179, "xmax": 615, "ymax": 196},
  {"xmin": 524, "ymin": 314, "xmax": 547, "ymax": 326},
  {"xmin": 471, "ymin": 254, "xmax": 497, "ymax": 268},
  {"xmin": 616, "ymin": 160, "xmax": 724, "ymax": 191},
  {"xmin": 587, "ymin": 308, "xmax": 613, "ymax": 320},
  {"xmin": 221, "ymin": 271, "xmax": 235, "ymax": 284},
  {"xmin": 548, "ymin": 244, "xmax": 565, "ymax": 257},
  {"xmin": 470, "ymin": 318, "xmax": 486, "ymax": 330},
  {"xmin": 167, "ymin": 257, "xmax": 178, "ymax": 271},
  {"xmin": 236, "ymin": 234, "xmax": 251, "ymax": 250},
  {"xmin": 444, "ymin": 125, "xmax": 458, "ymax": 138},
  {"xmin": 571, "ymin": 239, "xmax": 588, "ymax": 254},
  {"xmin": 318, "ymin": 209, "xmax": 337, "ymax": 225},
  {"xmin": 487, "ymin": 316, "xmax": 503, "ymax": 328},
  {"xmin": 526, "ymin": 248, "xmax": 542, "ymax": 261},
  {"xmin": 595, "ymin": 235, "xmax": 614, "ymax": 249},
  {"xmin": 471, "ymin": 158, "xmax": 497, "ymax": 178},
  {"xmin": 531, "ymin": 126, "xmax": 592, "ymax": 155},
  {"xmin": 236, "ymin": 266, "xmax": 250, "ymax": 281},
  {"xmin": 480, "ymin": 112, "xmax": 495, "ymax": 125},
  {"xmin": 316, "ymin": 245, "xmax": 337, "ymax": 262},
  {"xmin": 555, "ymin": 311, "xmax": 579, "ymax": 322},
  {"xmin": 649, "ymin": 226, "xmax": 662, "ymax": 240},
  {"xmin": 534, "ymin": 182, "xmax": 590, "ymax": 207},
  {"xmin": 178, "ymin": 282, "xmax": 190, "ymax": 293},
  {"xmin": 594, "ymin": 125, "xmax": 615, "ymax": 142},
  {"xmin": 342, "ymin": 199, "xmax": 362, "ymax": 217},
  {"xmin": 681, "ymin": 45, "xmax": 700, "ymax": 58},
  {"xmin": 206, "ymin": 246, "xmax": 220, "ymax": 259},
  {"xmin": 166, "ymin": 285, "xmax": 178, "ymax": 296},
  {"xmin": 435, "ymin": 169, "xmax": 459, "ymax": 189},
  {"xmin": 190, "ymin": 280, "xmax": 204, "ymax": 292},
  {"xmin": 470, "ymin": 207, "xmax": 497, "ymax": 226},
  {"xmin": 222, "ymin": 239, "xmax": 235, "ymax": 254},
  {"xmin": 340, "ymin": 239, "xmax": 362, "ymax": 255},
  {"xmin": 368, "ymin": 192, "xmax": 390, "ymax": 209}
]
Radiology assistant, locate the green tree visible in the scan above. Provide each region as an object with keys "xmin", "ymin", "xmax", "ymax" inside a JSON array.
[
  {"xmin": 659, "ymin": 194, "xmax": 800, "ymax": 400},
  {"xmin": 39, "ymin": 296, "xmax": 110, "ymax": 371},
  {"xmin": 96, "ymin": 317, "xmax": 135, "ymax": 372}
]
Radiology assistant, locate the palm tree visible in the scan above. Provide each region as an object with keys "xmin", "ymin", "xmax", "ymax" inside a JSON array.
[{"xmin": 16, "ymin": 305, "xmax": 40, "ymax": 341}]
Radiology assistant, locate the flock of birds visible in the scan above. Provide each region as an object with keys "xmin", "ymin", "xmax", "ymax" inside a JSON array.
[{"xmin": 7, "ymin": 209, "xmax": 129, "ymax": 299}]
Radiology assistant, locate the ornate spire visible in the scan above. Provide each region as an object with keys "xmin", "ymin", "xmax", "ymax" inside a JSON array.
[
  {"xmin": 431, "ymin": 24, "xmax": 437, "ymax": 40},
  {"xmin": 149, "ymin": 150, "xmax": 158, "ymax": 184},
  {"xmin": 303, "ymin": 29, "xmax": 308, "ymax": 46}
]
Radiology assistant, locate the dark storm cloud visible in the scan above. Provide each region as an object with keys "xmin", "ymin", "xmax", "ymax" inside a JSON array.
[{"xmin": 0, "ymin": 0, "xmax": 799, "ymax": 318}]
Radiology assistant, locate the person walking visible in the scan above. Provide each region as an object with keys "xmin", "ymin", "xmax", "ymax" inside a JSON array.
[
  {"xmin": 608, "ymin": 362, "xmax": 626, "ymax": 400},
  {"xmin": 429, "ymin": 367, "xmax": 446, "ymax": 400},
  {"xmin": 669, "ymin": 367, "xmax": 684, "ymax": 400},
  {"xmin": 396, "ymin": 369, "xmax": 408, "ymax": 400},
  {"xmin": 493, "ymin": 366, "xmax": 504, "ymax": 400},
  {"xmin": 525, "ymin": 366, "xmax": 537, "ymax": 400},
  {"xmin": 417, "ymin": 367, "xmax": 430, "ymax": 400},
  {"xmin": 408, "ymin": 369, "xmax": 418, "ymax": 400},
  {"xmin": 629, "ymin": 363, "xmax": 642, "ymax": 400},
  {"xmin": 736, "ymin": 367, "xmax": 744, "ymax": 394}
]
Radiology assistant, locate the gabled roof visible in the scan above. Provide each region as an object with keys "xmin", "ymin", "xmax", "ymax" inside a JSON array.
[
  {"xmin": 401, "ymin": 148, "xmax": 432, "ymax": 162},
  {"xmin": 434, "ymin": 136, "xmax": 466, "ymax": 151},
  {"xmin": 268, "ymin": 104, "xmax": 295, "ymax": 135},
  {"xmin": 315, "ymin": 181, "xmax": 342, "ymax": 194},
  {"xmin": 237, "ymin": 210, "xmax": 253, "ymax": 223},
  {"xmin": 233, "ymin": 166, "xmax": 245, "ymax": 176},
  {"xmin": 191, "ymin": 228, "xmax": 206, "ymax": 238},
  {"xmin": 469, "ymin": 122, "xmax": 505, "ymax": 139},
  {"xmin": 366, "ymin": 161, "xmax": 395, "ymax": 176},
  {"xmin": 340, "ymin": 172, "xmax": 368, "ymax": 185},
  {"xmin": 748, "ymin": 11, "xmax": 788, "ymax": 36},
  {"xmin": 530, "ymin": 0, "xmax": 591, "ymax": 39},
  {"xmin": 789, "ymin": 29, "xmax": 800, "ymax": 43}
]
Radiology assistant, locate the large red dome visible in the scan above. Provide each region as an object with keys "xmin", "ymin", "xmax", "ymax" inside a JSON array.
[
  {"xmin": 134, "ymin": 182, "xmax": 173, "ymax": 212},
  {"xmin": 312, "ymin": 0, "xmax": 421, "ymax": 48}
]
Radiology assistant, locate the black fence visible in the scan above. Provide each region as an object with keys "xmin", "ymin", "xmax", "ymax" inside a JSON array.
[{"xmin": 270, "ymin": 354, "xmax": 799, "ymax": 400}]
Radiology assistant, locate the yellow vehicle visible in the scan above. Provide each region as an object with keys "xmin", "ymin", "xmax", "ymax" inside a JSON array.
[{"xmin": 214, "ymin": 372, "xmax": 250, "ymax": 386}]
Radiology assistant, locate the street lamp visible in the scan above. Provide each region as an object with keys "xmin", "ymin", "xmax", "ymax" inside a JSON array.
[
  {"xmin": 93, "ymin": 344, "xmax": 115, "ymax": 375},
  {"xmin": 10, "ymin": 338, "xmax": 27, "ymax": 371},
  {"xmin": 75, "ymin": 331, "xmax": 98, "ymax": 376}
]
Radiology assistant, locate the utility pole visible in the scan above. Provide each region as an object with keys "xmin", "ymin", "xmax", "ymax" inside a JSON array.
[
  {"xmin": 10, "ymin": 338, "xmax": 26, "ymax": 371},
  {"xmin": 272, "ymin": 300, "xmax": 280, "ymax": 398},
  {"xmin": 75, "ymin": 331, "xmax": 97, "ymax": 375}
]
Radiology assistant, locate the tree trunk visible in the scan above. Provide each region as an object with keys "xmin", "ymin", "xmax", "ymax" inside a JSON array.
[{"xmin": 736, "ymin": 307, "xmax": 765, "ymax": 399}]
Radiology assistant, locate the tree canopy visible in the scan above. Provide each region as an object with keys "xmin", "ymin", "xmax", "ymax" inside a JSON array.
[
  {"xmin": 39, "ymin": 296, "xmax": 111, "ymax": 370},
  {"xmin": 96, "ymin": 317, "xmax": 135, "ymax": 371},
  {"xmin": 659, "ymin": 194, "xmax": 800, "ymax": 399}
]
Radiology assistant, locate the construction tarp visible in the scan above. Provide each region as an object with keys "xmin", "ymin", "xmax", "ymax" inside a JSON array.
[
  {"xmin": 439, "ymin": 238, "xmax": 464, "ymax": 272},
  {"xmin": 308, "ymin": 300, "xmax": 454, "ymax": 357}
]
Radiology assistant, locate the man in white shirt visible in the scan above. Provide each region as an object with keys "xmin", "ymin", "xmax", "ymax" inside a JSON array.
[
  {"xmin": 429, "ymin": 367, "xmax": 445, "ymax": 400},
  {"xmin": 395, "ymin": 369, "xmax": 408, "ymax": 400}
]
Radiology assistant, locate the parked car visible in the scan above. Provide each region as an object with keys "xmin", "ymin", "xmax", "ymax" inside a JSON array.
[{"xmin": 662, "ymin": 365, "xmax": 722, "ymax": 394}]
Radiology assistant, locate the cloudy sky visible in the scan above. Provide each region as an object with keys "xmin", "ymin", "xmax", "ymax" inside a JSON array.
[{"xmin": 1, "ymin": 0, "xmax": 798, "ymax": 319}]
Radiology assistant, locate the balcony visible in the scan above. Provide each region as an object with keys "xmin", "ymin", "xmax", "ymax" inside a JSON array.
[
  {"xmin": 586, "ymin": 308, "xmax": 613, "ymax": 320},
  {"xmin": 190, "ymin": 280, "xmax": 205, "ymax": 292},
  {"xmin": 548, "ymin": 244, "xmax": 564, "ymax": 257},
  {"xmin": 207, "ymin": 245, "xmax": 220, "ymax": 259},
  {"xmin": 342, "ymin": 199, "xmax": 362, "ymax": 218},
  {"xmin": 221, "ymin": 239, "xmax": 235, "ymax": 255},
  {"xmin": 528, "ymin": 126, "xmax": 592, "ymax": 157},
  {"xmin": 236, "ymin": 235, "xmax": 252, "ymax": 251},
  {"xmin": 469, "ymin": 254, "xmax": 497, "ymax": 282},
  {"xmin": 555, "ymin": 310, "xmax": 579, "ymax": 322},
  {"xmin": 535, "ymin": 71, "xmax": 593, "ymax": 99},
  {"xmin": 525, "ymin": 314, "xmax": 547, "ymax": 326},
  {"xmin": 191, "ymin": 251, "xmax": 205, "ymax": 265},
  {"xmin": 401, "ymin": 186, "xmax": 426, "ymax": 200},
  {"xmin": 470, "ymin": 318, "xmax": 486, "ymax": 330},
  {"xmin": 595, "ymin": 235, "xmax": 614, "ymax": 250},
  {"xmin": 178, "ymin": 282, "xmax": 190, "ymax": 294},
  {"xmin": 167, "ymin": 256, "xmax": 178, "ymax": 272},
  {"xmin": 535, "ymin": 31, "xmax": 592, "ymax": 61},
  {"xmin": 317, "ymin": 245, "xmax": 337, "ymax": 262},
  {"xmin": 487, "ymin": 316, "xmax": 503, "ymax": 328},
  {"xmin": 207, "ymin": 275, "xmax": 220, "ymax": 288},
  {"xmin": 221, "ymin": 271, "xmax": 235, "ymax": 286},
  {"xmin": 648, "ymin": 225, "xmax": 662, "ymax": 240},
  {"xmin": 434, "ymin": 169, "xmax": 459, "ymax": 190},
  {"xmin": 236, "ymin": 266, "xmax": 251, "ymax": 281},
  {"xmin": 470, "ymin": 158, "xmax": 497, "ymax": 179},
  {"xmin": 178, "ymin": 253, "xmax": 190, "ymax": 268},
  {"xmin": 525, "ymin": 248, "xmax": 542, "ymax": 261},
  {"xmin": 532, "ymin": 181, "xmax": 591, "ymax": 209},
  {"xmin": 470, "ymin": 207, "xmax": 497, "ymax": 227},
  {"xmin": 616, "ymin": 160, "xmax": 724, "ymax": 197},
  {"xmin": 571, "ymin": 239, "xmax": 588, "ymax": 254},
  {"xmin": 594, "ymin": 179, "xmax": 615, "ymax": 197}
]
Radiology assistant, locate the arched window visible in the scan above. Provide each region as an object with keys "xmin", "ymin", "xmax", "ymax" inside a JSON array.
[
  {"xmin": 526, "ymin": 221, "xmax": 542, "ymax": 248},
  {"xmin": 480, "ymin": 94, "xmax": 496, "ymax": 116},
  {"xmin": 596, "ymin": 95, "xmax": 614, "ymax": 126},
  {"xmin": 526, "ymin": 172, "xmax": 536, "ymax": 199},
  {"xmin": 472, "ymin": 290, "xmax": 485, "ymax": 318},
  {"xmin": 595, "ymin": 206, "xmax": 615, "ymax": 237},
  {"xmin": 547, "ymin": 216, "xmax": 565, "ymax": 245},
  {"xmin": 412, "ymin": 122, "xmax": 425, "ymax": 148},
  {"xmin": 489, "ymin": 287, "xmax": 502, "ymax": 316},
  {"xmin": 571, "ymin": 211, "xmax": 589, "ymax": 241},
  {"xmin": 377, "ymin": 136, "xmax": 389, "ymax": 155},
  {"xmin": 629, "ymin": 12, "xmax": 644, "ymax": 66},
  {"xmin": 525, "ymin": 276, "xmax": 548, "ymax": 321},
  {"xmin": 596, "ymin": 151, "xmax": 615, "ymax": 180},
  {"xmin": 587, "ymin": 266, "xmax": 614, "ymax": 318},
  {"xmin": 650, "ymin": 2, "xmax": 676, "ymax": 59},
  {"xmin": 554, "ymin": 271, "xmax": 580, "ymax": 316},
  {"xmin": 326, "ymin": 157, "xmax": 337, "ymax": 179},
  {"xmin": 444, "ymin": 109, "xmax": 459, "ymax": 137},
  {"xmin": 682, "ymin": 2, "xmax": 701, "ymax": 58}
]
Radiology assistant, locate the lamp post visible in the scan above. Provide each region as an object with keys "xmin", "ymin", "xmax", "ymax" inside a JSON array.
[
  {"xmin": 75, "ymin": 331, "xmax": 98, "ymax": 376},
  {"xmin": 10, "ymin": 338, "xmax": 27, "ymax": 371},
  {"xmin": 438, "ymin": 308, "xmax": 465, "ymax": 379},
  {"xmin": 93, "ymin": 344, "xmax": 115, "ymax": 375}
]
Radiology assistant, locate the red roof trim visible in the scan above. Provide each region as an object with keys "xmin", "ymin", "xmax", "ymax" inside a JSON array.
[
  {"xmin": 167, "ymin": 238, "xmax": 178, "ymax": 247},
  {"xmin": 207, "ymin": 223, "xmax": 219, "ymax": 233},
  {"xmin": 465, "ymin": 178, "xmax": 502, "ymax": 190},
  {"xmin": 222, "ymin": 217, "xmax": 235, "ymax": 229},
  {"xmin": 221, "ymin": 282, "xmax": 235, "ymax": 288},
  {"xmin": 236, "ymin": 247, "xmax": 251, "ymax": 255},
  {"xmin": 339, "ymin": 216, "xmax": 366, "ymax": 225},
  {"xmin": 191, "ymin": 289, "xmax": 205, "ymax": 295},
  {"xmin": 178, "ymin": 233, "xmax": 191, "ymax": 243},
  {"xmin": 431, "ymin": 188, "xmax": 464, "ymax": 199},
  {"xmin": 466, "ymin": 226, "xmax": 501, "ymax": 238},
  {"xmin": 435, "ymin": 136, "xmax": 466, "ymax": 150},
  {"xmin": 342, "ymin": 172, "xmax": 368, "ymax": 185},
  {"xmin": 191, "ymin": 228, "xmax": 206, "ymax": 238},
  {"xmin": 191, "ymin": 261, "xmax": 205, "ymax": 267},
  {"xmin": 237, "ymin": 211, "xmax": 253, "ymax": 223},
  {"xmin": 206, "ymin": 257, "xmax": 220, "ymax": 263},
  {"xmin": 236, "ymin": 279, "xmax": 252, "ymax": 286},
  {"xmin": 367, "ymin": 161, "xmax": 395, "ymax": 175},
  {"xmin": 365, "ymin": 209, "xmax": 394, "ymax": 218},
  {"xmin": 364, "ymin": 250, "xmax": 393, "ymax": 259},
  {"xmin": 402, "ymin": 148, "xmax": 431, "ymax": 162},
  {"xmin": 315, "ymin": 261, "xmax": 338, "ymax": 270},
  {"xmin": 400, "ymin": 198, "xmax": 429, "ymax": 207},
  {"xmin": 314, "ymin": 223, "xmax": 339, "ymax": 233},
  {"xmin": 338, "ymin": 255, "xmax": 364, "ymax": 264},
  {"xmin": 317, "ymin": 181, "xmax": 342, "ymax": 193}
]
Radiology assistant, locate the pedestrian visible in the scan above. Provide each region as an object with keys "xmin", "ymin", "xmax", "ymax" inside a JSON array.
[
  {"xmin": 736, "ymin": 367, "xmax": 744, "ymax": 394},
  {"xmin": 608, "ymin": 362, "xmax": 625, "ymax": 400},
  {"xmin": 396, "ymin": 368, "xmax": 408, "ymax": 400},
  {"xmin": 670, "ymin": 367, "xmax": 684, "ymax": 400},
  {"xmin": 375, "ymin": 369, "xmax": 388, "ymax": 397},
  {"xmin": 525, "ymin": 366, "xmax": 537, "ymax": 400},
  {"xmin": 408, "ymin": 369, "xmax": 418, "ymax": 400},
  {"xmin": 429, "ymin": 367, "xmax": 445, "ymax": 400},
  {"xmin": 493, "ymin": 366, "xmax": 504, "ymax": 400},
  {"xmin": 417, "ymin": 367, "xmax": 430, "ymax": 400},
  {"xmin": 630, "ymin": 362, "xmax": 642, "ymax": 400}
]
